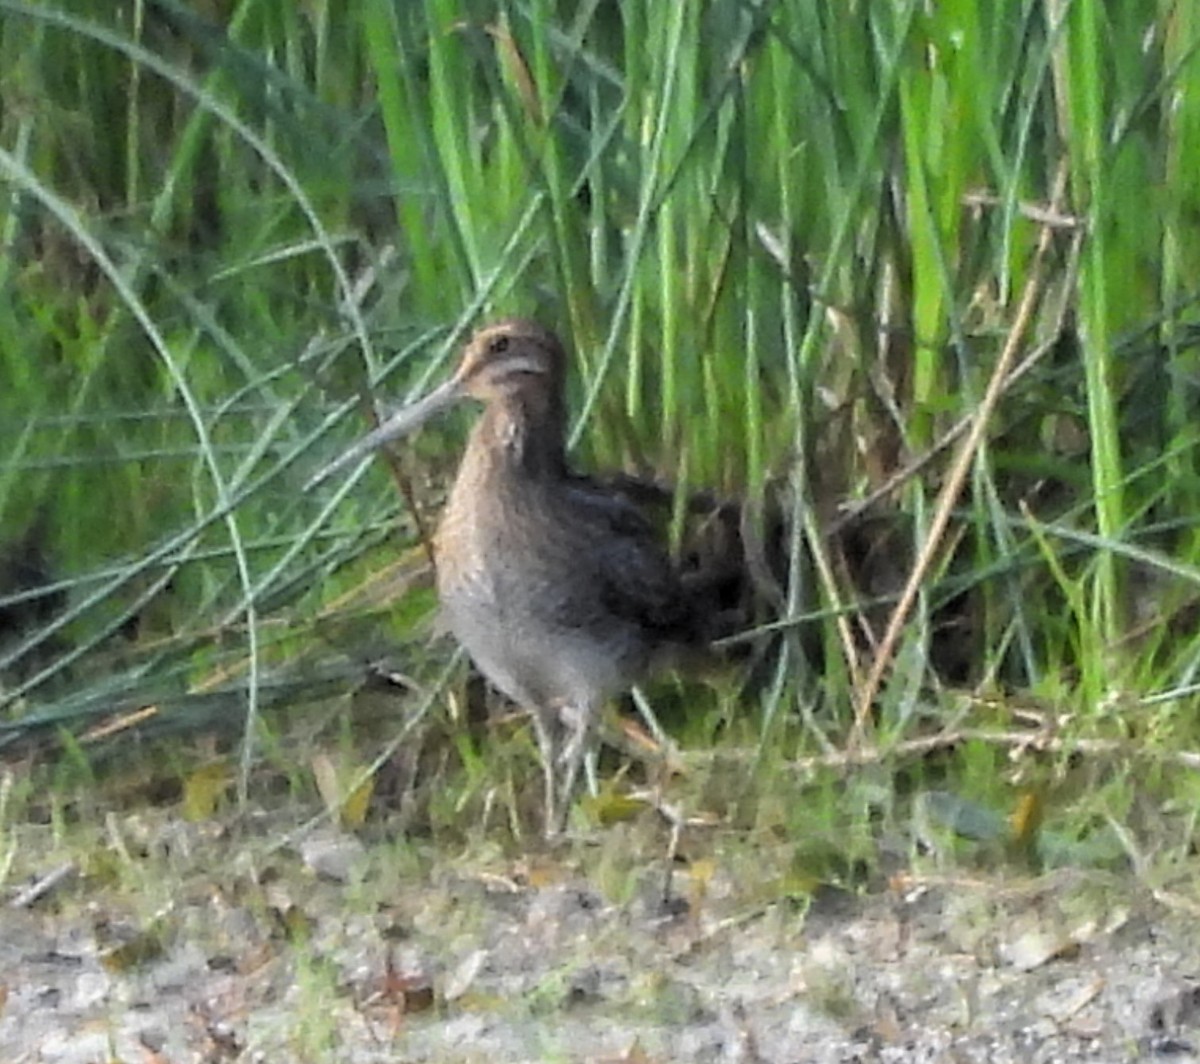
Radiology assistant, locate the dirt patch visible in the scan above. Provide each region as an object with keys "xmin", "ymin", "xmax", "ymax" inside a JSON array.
[{"xmin": 3, "ymin": 812, "xmax": 1199, "ymax": 1062}]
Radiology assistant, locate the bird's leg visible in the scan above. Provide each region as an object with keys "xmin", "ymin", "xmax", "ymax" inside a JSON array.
[
  {"xmin": 555, "ymin": 702, "xmax": 596, "ymax": 834},
  {"xmin": 528, "ymin": 707, "xmax": 559, "ymax": 836}
]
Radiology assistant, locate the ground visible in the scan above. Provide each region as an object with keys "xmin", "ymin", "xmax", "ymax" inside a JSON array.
[{"xmin": 3, "ymin": 807, "xmax": 1199, "ymax": 1064}]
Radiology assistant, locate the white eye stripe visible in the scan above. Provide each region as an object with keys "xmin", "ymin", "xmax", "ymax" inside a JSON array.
[{"xmin": 484, "ymin": 351, "xmax": 549, "ymax": 379}]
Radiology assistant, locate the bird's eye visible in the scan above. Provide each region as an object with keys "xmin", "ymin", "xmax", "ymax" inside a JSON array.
[{"xmin": 488, "ymin": 336, "xmax": 510, "ymax": 355}]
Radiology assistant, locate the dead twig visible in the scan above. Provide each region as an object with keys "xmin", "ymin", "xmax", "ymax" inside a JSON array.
[
  {"xmin": 9, "ymin": 860, "xmax": 78, "ymax": 909},
  {"xmin": 688, "ymin": 728, "xmax": 1200, "ymax": 774}
]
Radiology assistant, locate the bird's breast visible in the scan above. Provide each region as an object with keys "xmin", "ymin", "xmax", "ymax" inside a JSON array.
[{"xmin": 430, "ymin": 473, "xmax": 656, "ymax": 710}]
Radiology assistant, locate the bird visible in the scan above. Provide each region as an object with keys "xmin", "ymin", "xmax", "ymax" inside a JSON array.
[{"xmin": 315, "ymin": 319, "xmax": 705, "ymax": 836}]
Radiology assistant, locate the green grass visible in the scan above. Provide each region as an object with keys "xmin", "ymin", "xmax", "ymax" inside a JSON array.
[{"xmin": 1, "ymin": 1, "xmax": 1199, "ymax": 887}]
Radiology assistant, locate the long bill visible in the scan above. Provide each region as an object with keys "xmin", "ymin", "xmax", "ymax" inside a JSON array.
[{"xmin": 306, "ymin": 376, "xmax": 464, "ymax": 490}]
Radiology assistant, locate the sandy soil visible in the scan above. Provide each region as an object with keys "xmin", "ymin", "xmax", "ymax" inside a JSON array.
[{"xmin": 3, "ymin": 812, "xmax": 1199, "ymax": 1063}]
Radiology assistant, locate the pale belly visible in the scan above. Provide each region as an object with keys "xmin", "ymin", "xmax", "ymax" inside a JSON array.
[{"xmin": 436, "ymin": 564, "xmax": 648, "ymax": 716}]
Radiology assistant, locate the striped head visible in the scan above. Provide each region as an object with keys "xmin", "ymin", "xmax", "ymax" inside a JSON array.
[
  {"xmin": 452, "ymin": 319, "xmax": 566, "ymax": 403},
  {"xmin": 307, "ymin": 319, "xmax": 570, "ymax": 487}
]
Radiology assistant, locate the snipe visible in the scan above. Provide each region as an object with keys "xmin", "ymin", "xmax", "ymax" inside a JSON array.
[{"xmin": 317, "ymin": 320, "xmax": 702, "ymax": 835}]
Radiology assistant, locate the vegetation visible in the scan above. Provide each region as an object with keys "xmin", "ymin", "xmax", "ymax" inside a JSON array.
[{"xmin": 2, "ymin": 0, "xmax": 1199, "ymax": 881}]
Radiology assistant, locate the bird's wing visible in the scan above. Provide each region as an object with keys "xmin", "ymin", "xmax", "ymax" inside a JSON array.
[{"xmin": 557, "ymin": 481, "xmax": 698, "ymax": 641}]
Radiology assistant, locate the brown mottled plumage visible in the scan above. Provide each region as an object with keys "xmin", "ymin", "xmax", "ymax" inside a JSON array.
[{"xmin": 319, "ymin": 319, "xmax": 702, "ymax": 834}]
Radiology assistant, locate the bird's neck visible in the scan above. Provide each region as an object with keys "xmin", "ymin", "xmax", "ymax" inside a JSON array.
[{"xmin": 469, "ymin": 389, "xmax": 567, "ymax": 481}]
